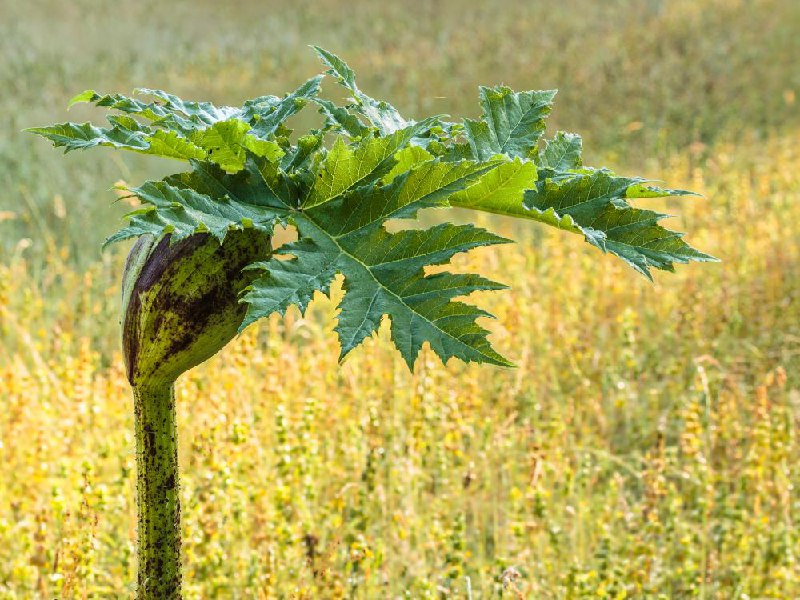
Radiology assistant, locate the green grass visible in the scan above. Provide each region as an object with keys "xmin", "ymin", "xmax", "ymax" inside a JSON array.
[{"xmin": 1, "ymin": 0, "xmax": 799, "ymax": 597}]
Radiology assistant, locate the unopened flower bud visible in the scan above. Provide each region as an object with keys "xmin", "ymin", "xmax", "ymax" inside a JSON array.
[{"xmin": 121, "ymin": 230, "xmax": 271, "ymax": 387}]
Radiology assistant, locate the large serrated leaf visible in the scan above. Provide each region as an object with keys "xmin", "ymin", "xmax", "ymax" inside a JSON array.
[
  {"xmin": 104, "ymin": 177, "xmax": 283, "ymax": 248},
  {"xmin": 27, "ymin": 78, "xmax": 323, "ymax": 172},
  {"xmin": 30, "ymin": 46, "xmax": 718, "ymax": 372},
  {"xmin": 524, "ymin": 169, "xmax": 718, "ymax": 278},
  {"xmin": 244, "ymin": 149, "xmax": 511, "ymax": 368},
  {"xmin": 106, "ymin": 129, "xmax": 512, "ymax": 367}
]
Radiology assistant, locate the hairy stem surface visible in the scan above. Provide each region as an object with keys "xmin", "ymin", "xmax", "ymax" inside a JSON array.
[{"xmin": 133, "ymin": 381, "xmax": 181, "ymax": 599}]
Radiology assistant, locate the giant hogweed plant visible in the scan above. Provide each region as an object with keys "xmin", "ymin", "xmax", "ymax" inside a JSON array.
[{"xmin": 28, "ymin": 47, "xmax": 716, "ymax": 598}]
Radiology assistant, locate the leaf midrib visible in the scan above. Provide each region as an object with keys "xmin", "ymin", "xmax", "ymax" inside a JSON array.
[{"xmin": 297, "ymin": 211, "xmax": 502, "ymax": 364}]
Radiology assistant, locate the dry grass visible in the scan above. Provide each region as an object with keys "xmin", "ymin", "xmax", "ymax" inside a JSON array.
[{"xmin": 1, "ymin": 0, "xmax": 799, "ymax": 597}]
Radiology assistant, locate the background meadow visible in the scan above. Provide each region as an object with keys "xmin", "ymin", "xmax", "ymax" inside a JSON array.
[{"xmin": 1, "ymin": 0, "xmax": 799, "ymax": 597}]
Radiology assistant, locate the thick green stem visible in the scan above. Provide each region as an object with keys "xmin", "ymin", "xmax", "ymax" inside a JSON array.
[
  {"xmin": 133, "ymin": 381, "xmax": 182, "ymax": 599},
  {"xmin": 122, "ymin": 231, "xmax": 271, "ymax": 597}
]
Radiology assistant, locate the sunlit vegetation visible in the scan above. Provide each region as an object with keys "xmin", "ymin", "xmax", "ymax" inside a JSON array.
[{"xmin": 1, "ymin": 0, "xmax": 798, "ymax": 597}]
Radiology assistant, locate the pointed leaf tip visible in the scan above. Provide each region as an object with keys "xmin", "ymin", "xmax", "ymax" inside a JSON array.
[
  {"xmin": 68, "ymin": 90, "xmax": 99, "ymax": 108},
  {"xmin": 311, "ymin": 46, "xmax": 356, "ymax": 89}
]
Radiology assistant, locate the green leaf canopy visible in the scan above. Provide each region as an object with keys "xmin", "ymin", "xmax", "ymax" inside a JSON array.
[{"xmin": 28, "ymin": 47, "xmax": 717, "ymax": 368}]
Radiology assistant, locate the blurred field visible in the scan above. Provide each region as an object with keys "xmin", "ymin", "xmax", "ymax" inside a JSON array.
[{"xmin": 1, "ymin": 0, "xmax": 799, "ymax": 597}]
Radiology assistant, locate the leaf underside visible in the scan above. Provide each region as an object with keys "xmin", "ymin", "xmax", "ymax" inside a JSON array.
[{"xmin": 27, "ymin": 46, "xmax": 717, "ymax": 368}]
